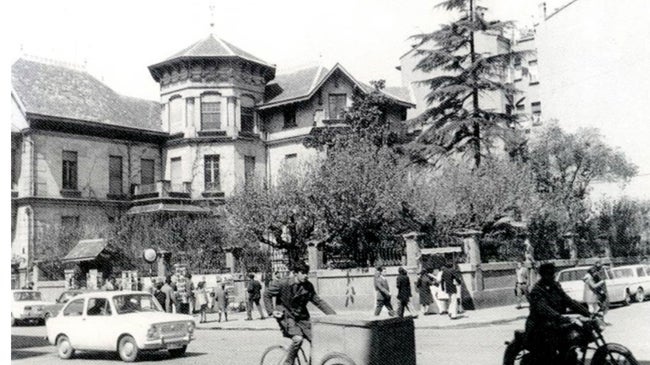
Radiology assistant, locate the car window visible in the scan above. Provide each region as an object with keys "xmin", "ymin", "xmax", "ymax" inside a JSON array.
[
  {"xmin": 14, "ymin": 291, "xmax": 43, "ymax": 301},
  {"xmin": 613, "ymin": 268, "xmax": 634, "ymax": 278},
  {"xmin": 559, "ymin": 269, "xmax": 588, "ymax": 282},
  {"xmin": 86, "ymin": 298, "xmax": 112, "ymax": 316},
  {"xmin": 113, "ymin": 294, "xmax": 162, "ymax": 314},
  {"xmin": 63, "ymin": 299, "xmax": 85, "ymax": 316},
  {"xmin": 636, "ymin": 267, "xmax": 645, "ymax": 277},
  {"xmin": 58, "ymin": 292, "xmax": 79, "ymax": 303}
]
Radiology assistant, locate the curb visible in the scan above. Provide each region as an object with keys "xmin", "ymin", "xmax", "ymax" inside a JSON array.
[{"xmin": 196, "ymin": 315, "xmax": 528, "ymax": 331}]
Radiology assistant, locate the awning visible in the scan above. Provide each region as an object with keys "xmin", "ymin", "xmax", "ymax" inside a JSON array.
[
  {"xmin": 127, "ymin": 203, "xmax": 210, "ymax": 215},
  {"xmin": 62, "ymin": 239, "xmax": 108, "ymax": 263}
]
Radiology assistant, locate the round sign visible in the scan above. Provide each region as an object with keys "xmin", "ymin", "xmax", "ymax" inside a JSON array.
[{"xmin": 142, "ymin": 248, "xmax": 157, "ymax": 263}]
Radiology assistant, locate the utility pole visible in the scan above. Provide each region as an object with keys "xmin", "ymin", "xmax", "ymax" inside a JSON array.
[{"xmin": 469, "ymin": 0, "xmax": 481, "ymax": 168}]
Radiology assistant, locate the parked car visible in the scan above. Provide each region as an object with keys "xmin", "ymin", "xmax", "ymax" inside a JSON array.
[
  {"xmin": 43, "ymin": 290, "xmax": 86, "ymax": 322},
  {"xmin": 610, "ymin": 264, "xmax": 650, "ymax": 303},
  {"xmin": 556, "ymin": 266, "xmax": 629, "ymax": 304},
  {"xmin": 46, "ymin": 291, "xmax": 195, "ymax": 362},
  {"xmin": 12, "ymin": 289, "xmax": 53, "ymax": 326}
]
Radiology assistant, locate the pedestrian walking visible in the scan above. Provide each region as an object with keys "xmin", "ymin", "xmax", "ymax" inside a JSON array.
[
  {"xmin": 432, "ymin": 268, "xmax": 448, "ymax": 314},
  {"xmin": 440, "ymin": 261, "xmax": 462, "ymax": 319},
  {"xmin": 160, "ymin": 276, "xmax": 176, "ymax": 313},
  {"xmin": 153, "ymin": 281, "xmax": 166, "ymax": 308},
  {"xmin": 396, "ymin": 267, "xmax": 412, "ymax": 318},
  {"xmin": 195, "ymin": 281, "xmax": 209, "ymax": 323},
  {"xmin": 246, "ymin": 273, "xmax": 266, "ymax": 320},
  {"xmin": 416, "ymin": 269, "xmax": 435, "ymax": 315},
  {"xmin": 373, "ymin": 266, "xmax": 395, "ymax": 316},
  {"xmin": 215, "ymin": 282, "xmax": 229, "ymax": 322},
  {"xmin": 515, "ymin": 261, "xmax": 529, "ymax": 309},
  {"xmin": 584, "ymin": 261, "xmax": 610, "ymax": 324}
]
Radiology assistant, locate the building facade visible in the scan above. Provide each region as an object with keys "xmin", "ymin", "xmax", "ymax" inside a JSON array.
[{"xmin": 11, "ymin": 34, "xmax": 412, "ymax": 285}]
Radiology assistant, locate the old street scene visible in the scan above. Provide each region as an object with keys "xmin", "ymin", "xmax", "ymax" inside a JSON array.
[{"xmin": 8, "ymin": 0, "xmax": 650, "ymax": 364}]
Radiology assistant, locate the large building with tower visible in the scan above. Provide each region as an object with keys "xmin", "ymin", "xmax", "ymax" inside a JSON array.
[{"xmin": 10, "ymin": 34, "xmax": 413, "ymax": 285}]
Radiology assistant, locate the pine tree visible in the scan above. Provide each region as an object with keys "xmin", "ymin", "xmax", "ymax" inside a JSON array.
[{"xmin": 408, "ymin": 0, "xmax": 523, "ymax": 168}]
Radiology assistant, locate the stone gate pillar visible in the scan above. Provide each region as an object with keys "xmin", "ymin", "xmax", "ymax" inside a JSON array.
[
  {"xmin": 307, "ymin": 242, "xmax": 323, "ymax": 271},
  {"xmin": 455, "ymin": 229, "xmax": 483, "ymax": 291},
  {"xmin": 563, "ymin": 232, "xmax": 578, "ymax": 261},
  {"xmin": 402, "ymin": 231, "xmax": 423, "ymax": 269}
]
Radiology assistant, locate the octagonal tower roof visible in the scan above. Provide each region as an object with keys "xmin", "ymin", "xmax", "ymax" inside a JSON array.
[{"xmin": 148, "ymin": 34, "xmax": 275, "ymax": 82}]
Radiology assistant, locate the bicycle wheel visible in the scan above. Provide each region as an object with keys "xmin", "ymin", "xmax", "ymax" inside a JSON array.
[
  {"xmin": 260, "ymin": 345, "xmax": 288, "ymax": 365},
  {"xmin": 319, "ymin": 352, "xmax": 356, "ymax": 365},
  {"xmin": 592, "ymin": 343, "xmax": 639, "ymax": 365},
  {"xmin": 260, "ymin": 345, "xmax": 308, "ymax": 365}
]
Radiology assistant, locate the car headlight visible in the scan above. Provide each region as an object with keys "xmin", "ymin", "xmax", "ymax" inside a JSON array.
[
  {"xmin": 146, "ymin": 325, "xmax": 160, "ymax": 340},
  {"xmin": 187, "ymin": 321, "xmax": 195, "ymax": 333}
]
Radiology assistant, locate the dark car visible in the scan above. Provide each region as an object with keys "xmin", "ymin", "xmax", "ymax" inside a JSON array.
[{"xmin": 43, "ymin": 290, "xmax": 85, "ymax": 321}]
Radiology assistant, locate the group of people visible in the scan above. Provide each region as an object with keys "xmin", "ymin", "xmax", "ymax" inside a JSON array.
[
  {"xmin": 150, "ymin": 274, "xmax": 230, "ymax": 323},
  {"xmin": 374, "ymin": 262, "xmax": 464, "ymax": 320}
]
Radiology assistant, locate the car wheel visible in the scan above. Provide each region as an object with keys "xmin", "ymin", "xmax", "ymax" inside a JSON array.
[
  {"xmin": 118, "ymin": 335, "xmax": 139, "ymax": 362},
  {"xmin": 635, "ymin": 288, "xmax": 645, "ymax": 303},
  {"xmin": 56, "ymin": 335, "xmax": 75, "ymax": 359},
  {"xmin": 623, "ymin": 290, "xmax": 632, "ymax": 306},
  {"xmin": 168, "ymin": 345, "xmax": 187, "ymax": 358}
]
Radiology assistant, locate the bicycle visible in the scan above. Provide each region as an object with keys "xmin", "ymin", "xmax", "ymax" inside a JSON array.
[{"xmin": 260, "ymin": 340, "xmax": 356, "ymax": 365}]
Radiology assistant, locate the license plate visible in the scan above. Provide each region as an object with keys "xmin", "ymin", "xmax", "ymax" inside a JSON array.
[{"xmin": 167, "ymin": 343, "xmax": 184, "ymax": 350}]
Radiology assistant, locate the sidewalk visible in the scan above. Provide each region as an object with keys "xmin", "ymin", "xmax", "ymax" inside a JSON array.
[{"xmin": 194, "ymin": 304, "xmax": 529, "ymax": 331}]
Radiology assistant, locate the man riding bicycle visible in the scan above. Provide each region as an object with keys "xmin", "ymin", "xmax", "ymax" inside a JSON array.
[
  {"xmin": 525, "ymin": 262, "xmax": 591, "ymax": 365},
  {"xmin": 264, "ymin": 262, "xmax": 336, "ymax": 365}
]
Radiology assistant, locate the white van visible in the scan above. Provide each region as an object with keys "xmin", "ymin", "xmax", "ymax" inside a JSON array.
[
  {"xmin": 556, "ymin": 266, "xmax": 628, "ymax": 304},
  {"xmin": 610, "ymin": 265, "xmax": 650, "ymax": 303}
]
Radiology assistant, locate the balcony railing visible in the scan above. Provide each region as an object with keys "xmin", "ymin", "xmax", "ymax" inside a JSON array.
[{"xmin": 132, "ymin": 180, "xmax": 191, "ymax": 199}]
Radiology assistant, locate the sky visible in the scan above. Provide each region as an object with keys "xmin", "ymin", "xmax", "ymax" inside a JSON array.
[{"xmin": 6, "ymin": 0, "xmax": 562, "ymax": 101}]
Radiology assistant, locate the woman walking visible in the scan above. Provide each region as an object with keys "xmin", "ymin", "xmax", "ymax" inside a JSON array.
[
  {"xmin": 396, "ymin": 267, "xmax": 412, "ymax": 318},
  {"xmin": 416, "ymin": 269, "xmax": 435, "ymax": 315},
  {"xmin": 194, "ymin": 281, "xmax": 209, "ymax": 323}
]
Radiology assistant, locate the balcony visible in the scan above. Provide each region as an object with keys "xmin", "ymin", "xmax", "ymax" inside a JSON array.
[{"xmin": 132, "ymin": 180, "xmax": 192, "ymax": 200}]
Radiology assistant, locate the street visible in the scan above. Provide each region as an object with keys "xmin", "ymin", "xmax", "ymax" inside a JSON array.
[{"xmin": 11, "ymin": 302, "xmax": 650, "ymax": 365}]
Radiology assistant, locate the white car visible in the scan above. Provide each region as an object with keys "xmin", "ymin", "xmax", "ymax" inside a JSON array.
[
  {"xmin": 610, "ymin": 264, "xmax": 650, "ymax": 303},
  {"xmin": 556, "ymin": 266, "xmax": 628, "ymax": 304},
  {"xmin": 46, "ymin": 291, "xmax": 195, "ymax": 362},
  {"xmin": 12, "ymin": 289, "xmax": 52, "ymax": 325}
]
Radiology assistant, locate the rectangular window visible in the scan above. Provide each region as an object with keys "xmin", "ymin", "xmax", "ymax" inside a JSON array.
[
  {"xmin": 516, "ymin": 104, "xmax": 525, "ymax": 112},
  {"xmin": 328, "ymin": 94, "xmax": 347, "ymax": 120},
  {"xmin": 87, "ymin": 298, "xmax": 111, "ymax": 316},
  {"xmin": 11, "ymin": 147, "xmax": 18, "ymax": 187},
  {"xmin": 528, "ymin": 60, "xmax": 539, "ymax": 84},
  {"xmin": 531, "ymin": 102, "xmax": 542, "ymax": 115},
  {"xmin": 109, "ymin": 155, "xmax": 123, "ymax": 195},
  {"xmin": 140, "ymin": 159, "xmax": 155, "ymax": 185},
  {"xmin": 241, "ymin": 106, "xmax": 255, "ymax": 133},
  {"xmin": 284, "ymin": 153, "xmax": 297, "ymax": 170},
  {"xmin": 283, "ymin": 108, "xmax": 297, "ymax": 128},
  {"xmin": 244, "ymin": 156, "xmax": 255, "ymax": 188},
  {"xmin": 201, "ymin": 101, "xmax": 221, "ymax": 130},
  {"xmin": 170, "ymin": 157, "xmax": 182, "ymax": 186},
  {"xmin": 168, "ymin": 96, "xmax": 184, "ymax": 132},
  {"xmin": 204, "ymin": 155, "xmax": 220, "ymax": 191},
  {"xmin": 61, "ymin": 216, "xmax": 80, "ymax": 233},
  {"xmin": 62, "ymin": 150, "xmax": 78, "ymax": 190}
]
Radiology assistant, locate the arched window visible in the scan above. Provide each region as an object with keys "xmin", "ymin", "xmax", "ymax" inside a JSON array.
[
  {"xmin": 201, "ymin": 93, "xmax": 221, "ymax": 131},
  {"xmin": 240, "ymin": 95, "xmax": 256, "ymax": 133}
]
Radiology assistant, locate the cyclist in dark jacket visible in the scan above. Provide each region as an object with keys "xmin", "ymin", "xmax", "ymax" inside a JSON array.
[
  {"xmin": 264, "ymin": 262, "xmax": 336, "ymax": 365},
  {"xmin": 525, "ymin": 262, "xmax": 590, "ymax": 365}
]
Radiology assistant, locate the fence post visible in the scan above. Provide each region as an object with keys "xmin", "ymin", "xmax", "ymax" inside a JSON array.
[
  {"xmin": 307, "ymin": 242, "xmax": 322, "ymax": 271},
  {"xmin": 455, "ymin": 229, "xmax": 483, "ymax": 291},
  {"xmin": 563, "ymin": 232, "xmax": 578, "ymax": 261}
]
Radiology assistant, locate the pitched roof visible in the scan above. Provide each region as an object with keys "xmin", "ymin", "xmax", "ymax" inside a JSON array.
[
  {"xmin": 158, "ymin": 34, "xmax": 274, "ymax": 69},
  {"xmin": 12, "ymin": 58, "xmax": 161, "ymax": 131},
  {"xmin": 260, "ymin": 63, "xmax": 414, "ymax": 109}
]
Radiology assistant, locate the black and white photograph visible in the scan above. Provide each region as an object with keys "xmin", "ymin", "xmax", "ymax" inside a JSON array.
[{"xmin": 7, "ymin": 0, "xmax": 650, "ymax": 364}]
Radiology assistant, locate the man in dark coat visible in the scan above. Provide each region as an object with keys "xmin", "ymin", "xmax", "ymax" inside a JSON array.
[
  {"xmin": 440, "ymin": 262, "xmax": 462, "ymax": 319},
  {"xmin": 396, "ymin": 267, "xmax": 412, "ymax": 318},
  {"xmin": 264, "ymin": 262, "xmax": 336, "ymax": 365},
  {"xmin": 246, "ymin": 273, "xmax": 266, "ymax": 320},
  {"xmin": 525, "ymin": 263, "xmax": 591, "ymax": 365}
]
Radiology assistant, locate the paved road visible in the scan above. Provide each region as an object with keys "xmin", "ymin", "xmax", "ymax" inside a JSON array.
[{"xmin": 11, "ymin": 302, "xmax": 650, "ymax": 364}]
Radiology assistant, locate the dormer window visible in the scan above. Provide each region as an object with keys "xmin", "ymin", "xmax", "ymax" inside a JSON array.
[
  {"xmin": 283, "ymin": 107, "xmax": 297, "ymax": 129},
  {"xmin": 201, "ymin": 94, "xmax": 221, "ymax": 130}
]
